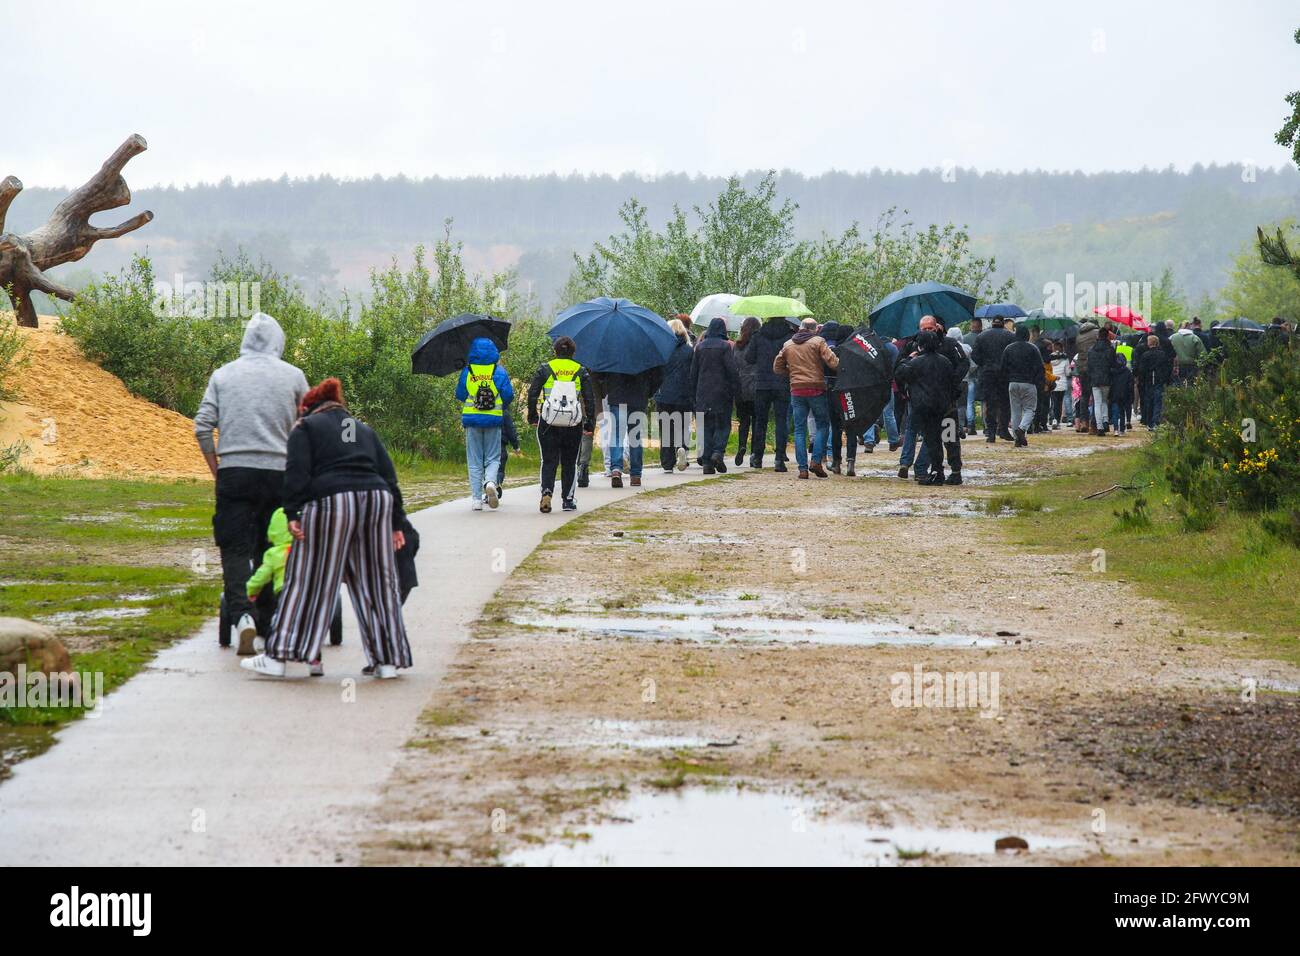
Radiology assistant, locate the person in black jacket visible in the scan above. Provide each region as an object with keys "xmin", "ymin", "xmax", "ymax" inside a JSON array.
[
  {"xmin": 525, "ymin": 336, "xmax": 597, "ymax": 513},
  {"xmin": 743, "ymin": 316, "xmax": 795, "ymax": 470},
  {"xmin": 1109, "ymin": 351, "xmax": 1133, "ymax": 434},
  {"xmin": 652, "ymin": 319, "xmax": 695, "ymax": 474},
  {"xmin": 690, "ymin": 317, "xmax": 742, "ymax": 474},
  {"xmin": 1136, "ymin": 335, "xmax": 1172, "ymax": 429},
  {"xmin": 242, "ymin": 377, "xmax": 411, "ymax": 680},
  {"xmin": 970, "ymin": 317, "xmax": 1016, "ymax": 441},
  {"xmin": 1003, "ymin": 325, "xmax": 1047, "ymax": 446},
  {"xmin": 1086, "ymin": 331, "xmax": 1118, "ymax": 433},
  {"xmin": 893, "ymin": 330, "xmax": 958, "ymax": 486}
]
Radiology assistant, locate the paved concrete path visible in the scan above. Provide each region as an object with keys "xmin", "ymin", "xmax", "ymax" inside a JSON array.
[{"xmin": 0, "ymin": 470, "xmax": 710, "ymax": 865}]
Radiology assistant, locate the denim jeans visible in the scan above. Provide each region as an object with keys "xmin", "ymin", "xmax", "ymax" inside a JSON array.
[
  {"xmin": 1143, "ymin": 383, "xmax": 1165, "ymax": 428},
  {"xmin": 965, "ymin": 379, "xmax": 978, "ymax": 430},
  {"xmin": 791, "ymin": 393, "xmax": 830, "ymax": 470},
  {"xmin": 751, "ymin": 388, "xmax": 790, "ymax": 465},
  {"xmin": 898, "ymin": 411, "xmax": 931, "ymax": 472},
  {"xmin": 606, "ymin": 404, "xmax": 643, "ymax": 476},
  {"xmin": 465, "ymin": 425, "xmax": 503, "ymax": 500},
  {"xmin": 701, "ymin": 409, "xmax": 731, "ymax": 463}
]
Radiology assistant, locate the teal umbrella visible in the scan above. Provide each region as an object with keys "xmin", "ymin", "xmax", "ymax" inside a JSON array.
[{"xmin": 869, "ymin": 281, "xmax": 976, "ymax": 338}]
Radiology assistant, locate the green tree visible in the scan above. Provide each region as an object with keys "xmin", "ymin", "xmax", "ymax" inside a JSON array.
[{"xmin": 1223, "ymin": 222, "xmax": 1300, "ymax": 324}]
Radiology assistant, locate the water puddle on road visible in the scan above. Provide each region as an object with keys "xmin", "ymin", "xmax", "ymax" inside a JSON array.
[
  {"xmin": 518, "ymin": 609, "xmax": 997, "ymax": 647},
  {"xmin": 36, "ymin": 607, "xmax": 149, "ymax": 626},
  {"xmin": 507, "ymin": 788, "xmax": 1078, "ymax": 866}
]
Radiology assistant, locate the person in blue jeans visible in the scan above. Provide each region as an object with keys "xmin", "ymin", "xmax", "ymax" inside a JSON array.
[
  {"xmin": 773, "ymin": 318, "xmax": 839, "ymax": 478},
  {"xmin": 596, "ymin": 368, "xmax": 661, "ymax": 487},
  {"xmin": 455, "ymin": 337, "xmax": 514, "ymax": 510}
]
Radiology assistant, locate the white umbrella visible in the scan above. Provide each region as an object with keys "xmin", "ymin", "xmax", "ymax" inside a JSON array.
[{"xmin": 690, "ymin": 293, "xmax": 755, "ymax": 333}]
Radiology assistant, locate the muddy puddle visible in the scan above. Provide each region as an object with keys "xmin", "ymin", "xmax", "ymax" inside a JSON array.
[
  {"xmin": 518, "ymin": 607, "xmax": 997, "ymax": 647},
  {"xmin": 0, "ymin": 724, "xmax": 57, "ymax": 783},
  {"xmin": 36, "ymin": 607, "xmax": 149, "ymax": 626},
  {"xmin": 652, "ymin": 495, "xmax": 1007, "ymax": 520},
  {"xmin": 507, "ymin": 788, "xmax": 1080, "ymax": 866},
  {"xmin": 485, "ymin": 719, "xmax": 736, "ymax": 751}
]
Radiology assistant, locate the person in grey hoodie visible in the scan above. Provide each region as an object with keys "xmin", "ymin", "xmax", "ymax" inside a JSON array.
[{"xmin": 194, "ymin": 313, "xmax": 309, "ymax": 654}]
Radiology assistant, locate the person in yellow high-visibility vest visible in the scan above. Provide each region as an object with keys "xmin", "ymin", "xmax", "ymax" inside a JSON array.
[
  {"xmin": 455, "ymin": 337, "xmax": 515, "ymax": 510},
  {"xmin": 526, "ymin": 337, "xmax": 596, "ymax": 513}
]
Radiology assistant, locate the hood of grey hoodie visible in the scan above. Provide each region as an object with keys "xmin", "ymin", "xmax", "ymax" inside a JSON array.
[{"xmin": 240, "ymin": 312, "xmax": 286, "ymax": 358}]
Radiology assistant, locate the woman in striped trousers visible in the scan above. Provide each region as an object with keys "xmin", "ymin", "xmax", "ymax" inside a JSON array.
[{"xmin": 241, "ymin": 378, "xmax": 412, "ymax": 679}]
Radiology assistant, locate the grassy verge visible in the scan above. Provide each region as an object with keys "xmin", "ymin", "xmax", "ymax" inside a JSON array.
[
  {"xmin": 999, "ymin": 445, "xmax": 1300, "ymax": 666},
  {"xmin": 0, "ymin": 472, "xmax": 220, "ymax": 774}
]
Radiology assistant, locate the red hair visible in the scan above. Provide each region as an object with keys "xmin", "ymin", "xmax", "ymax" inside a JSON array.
[{"xmin": 301, "ymin": 377, "xmax": 343, "ymax": 412}]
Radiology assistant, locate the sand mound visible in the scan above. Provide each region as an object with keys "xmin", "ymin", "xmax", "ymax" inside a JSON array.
[{"xmin": 0, "ymin": 316, "xmax": 211, "ymax": 481}]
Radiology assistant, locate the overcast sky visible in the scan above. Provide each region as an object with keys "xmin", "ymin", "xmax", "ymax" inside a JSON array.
[{"xmin": 9, "ymin": 0, "xmax": 1299, "ymax": 187}]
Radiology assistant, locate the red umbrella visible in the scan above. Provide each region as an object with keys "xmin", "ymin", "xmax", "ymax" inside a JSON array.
[{"xmin": 1093, "ymin": 305, "xmax": 1149, "ymax": 331}]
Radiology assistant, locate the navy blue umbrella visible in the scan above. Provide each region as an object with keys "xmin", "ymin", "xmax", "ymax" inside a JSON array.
[
  {"xmin": 974, "ymin": 302, "xmax": 1027, "ymax": 320},
  {"xmin": 868, "ymin": 281, "xmax": 977, "ymax": 339},
  {"xmin": 549, "ymin": 297, "xmax": 677, "ymax": 374}
]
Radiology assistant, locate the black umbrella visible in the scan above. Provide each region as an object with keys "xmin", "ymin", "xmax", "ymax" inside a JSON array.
[
  {"xmin": 832, "ymin": 326, "xmax": 894, "ymax": 429},
  {"xmin": 411, "ymin": 313, "xmax": 511, "ymax": 376},
  {"xmin": 1212, "ymin": 317, "xmax": 1266, "ymax": 332}
]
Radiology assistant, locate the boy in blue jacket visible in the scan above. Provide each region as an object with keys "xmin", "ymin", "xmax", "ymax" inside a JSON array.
[{"xmin": 455, "ymin": 337, "xmax": 515, "ymax": 510}]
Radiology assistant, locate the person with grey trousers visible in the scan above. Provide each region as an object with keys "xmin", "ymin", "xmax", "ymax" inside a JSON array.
[
  {"xmin": 194, "ymin": 312, "xmax": 309, "ymax": 654},
  {"xmin": 1002, "ymin": 325, "xmax": 1046, "ymax": 446}
]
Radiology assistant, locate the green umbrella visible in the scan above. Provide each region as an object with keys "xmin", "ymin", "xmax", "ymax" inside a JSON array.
[
  {"xmin": 729, "ymin": 295, "xmax": 813, "ymax": 320},
  {"xmin": 1018, "ymin": 309, "xmax": 1077, "ymax": 332}
]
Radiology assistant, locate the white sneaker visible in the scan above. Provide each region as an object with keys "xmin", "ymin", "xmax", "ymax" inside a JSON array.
[
  {"xmin": 236, "ymin": 613, "xmax": 258, "ymax": 656},
  {"xmin": 484, "ymin": 482, "xmax": 499, "ymax": 509},
  {"xmin": 239, "ymin": 653, "xmax": 286, "ymax": 677},
  {"xmin": 309, "ymin": 658, "xmax": 324, "ymax": 677},
  {"xmin": 472, "ymin": 499, "xmax": 484, "ymax": 511},
  {"xmin": 254, "ymin": 636, "xmax": 266, "ymax": 654},
  {"xmin": 375, "ymin": 664, "xmax": 398, "ymax": 680},
  {"xmin": 675, "ymin": 447, "xmax": 688, "ymax": 471}
]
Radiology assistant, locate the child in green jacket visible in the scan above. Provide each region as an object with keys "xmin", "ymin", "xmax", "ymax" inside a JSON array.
[{"xmin": 246, "ymin": 508, "xmax": 293, "ymax": 602}]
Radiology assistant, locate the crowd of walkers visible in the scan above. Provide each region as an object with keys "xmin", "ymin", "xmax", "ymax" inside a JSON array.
[
  {"xmin": 193, "ymin": 308, "xmax": 1295, "ymax": 681},
  {"xmin": 496, "ymin": 310, "xmax": 1218, "ymax": 497}
]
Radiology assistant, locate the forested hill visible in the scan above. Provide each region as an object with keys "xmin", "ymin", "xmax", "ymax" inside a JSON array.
[{"xmin": 7, "ymin": 165, "xmax": 1299, "ymax": 307}]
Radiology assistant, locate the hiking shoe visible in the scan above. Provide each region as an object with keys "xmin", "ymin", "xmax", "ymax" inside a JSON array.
[
  {"xmin": 239, "ymin": 653, "xmax": 286, "ymax": 678},
  {"xmin": 483, "ymin": 482, "xmax": 499, "ymax": 509},
  {"xmin": 944, "ymin": 471, "xmax": 963, "ymax": 485},
  {"xmin": 540, "ymin": 493, "xmax": 552, "ymax": 514},
  {"xmin": 472, "ymin": 499, "xmax": 484, "ymax": 511},
  {"xmin": 798, "ymin": 469, "xmax": 810, "ymax": 479},
  {"xmin": 713, "ymin": 455, "xmax": 727, "ymax": 474},
  {"xmin": 611, "ymin": 471, "xmax": 623, "ymax": 488},
  {"xmin": 809, "ymin": 461, "xmax": 828, "ymax": 478},
  {"xmin": 774, "ymin": 462, "xmax": 788, "ymax": 473},
  {"xmin": 675, "ymin": 447, "xmax": 688, "ymax": 471},
  {"xmin": 237, "ymin": 614, "xmax": 258, "ymax": 656},
  {"xmin": 897, "ymin": 466, "xmax": 909, "ymax": 479},
  {"xmin": 309, "ymin": 658, "xmax": 324, "ymax": 677},
  {"xmin": 630, "ymin": 475, "xmax": 642, "ymax": 486},
  {"xmin": 562, "ymin": 498, "xmax": 577, "ymax": 511}
]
